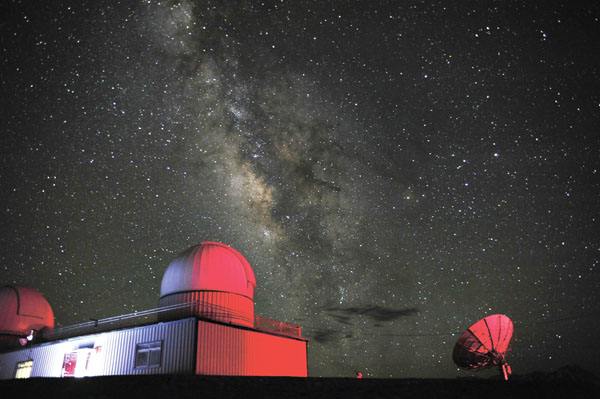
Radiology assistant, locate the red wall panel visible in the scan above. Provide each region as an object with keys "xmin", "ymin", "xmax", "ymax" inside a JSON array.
[
  {"xmin": 158, "ymin": 291, "xmax": 254, "ymax": 327},
  {"xmin": 196, "ymin": 320, "xmax": 307, "ymax": 377}
]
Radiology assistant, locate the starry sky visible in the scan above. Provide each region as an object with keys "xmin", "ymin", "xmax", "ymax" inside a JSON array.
[{"xmin": 1, "ymin": 0, "xmax": 599, "ymax": 378}]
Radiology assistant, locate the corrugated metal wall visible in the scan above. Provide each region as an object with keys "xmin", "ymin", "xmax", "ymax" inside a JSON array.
[
  {"xmin": 196, "ymin": 320, "xmax": 307, "ymax": 377},
  {"xmin": 0, "ymin": 318, "xmax": 196, "ymax": 379},
  {"xmin": 159, "ymin": 291, "xmax": 254, "ymax": 327}
]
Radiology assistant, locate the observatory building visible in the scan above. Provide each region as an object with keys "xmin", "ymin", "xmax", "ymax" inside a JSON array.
[{"xmin": 0, "ymin": 242, "xmax": 307, "ymax": 379}]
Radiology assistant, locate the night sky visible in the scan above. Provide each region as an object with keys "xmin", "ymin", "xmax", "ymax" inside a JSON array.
[{"xmin": 1, "ymin": 0, "xmax": 599, "ymax": 378}]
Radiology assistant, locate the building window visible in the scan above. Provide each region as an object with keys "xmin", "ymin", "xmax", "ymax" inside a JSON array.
[
  {"xmin": 134, "ymin": 341, "xmax": 162, "ymax": 369},
  {"xmin": 15, "ymin": 360, "xmax": 33, "ymax": 379}
]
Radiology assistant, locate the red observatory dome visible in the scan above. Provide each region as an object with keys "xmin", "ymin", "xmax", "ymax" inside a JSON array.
[
  {"xmin": 159, "ymin": 242, "xmax": 256, "ymax": 327},
  {"xmin": 0, "ymin": 286, "xmax": 55, "ymax": 349}
]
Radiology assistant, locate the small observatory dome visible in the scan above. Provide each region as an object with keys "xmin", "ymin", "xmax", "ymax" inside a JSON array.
[
  {"xmin": 159, "ymin": 241, "xmax": 256, "ymax": 327},
  {"xmin": 0, "ymin": 286, "xmax": 55, "ymax": 349}
]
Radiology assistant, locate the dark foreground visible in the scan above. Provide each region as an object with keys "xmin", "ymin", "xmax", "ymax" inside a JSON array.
[{"xmin": 1, "ymin": 372, "xmax": 599, "ymax": 399}]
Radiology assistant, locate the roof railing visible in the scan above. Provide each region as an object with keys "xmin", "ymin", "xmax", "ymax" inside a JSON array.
[
  {"xmin": 255, "ymin": 315, "xmax": 302, "ymax": 338},
  {"xmin": 41, "ymin": 300, "xmax": 303, "ymax": 340}
]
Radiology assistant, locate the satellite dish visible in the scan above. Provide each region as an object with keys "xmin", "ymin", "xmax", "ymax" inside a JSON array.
[{"xmin": 453, "ymin": 314, "xmax": 514, "ymax": 380}]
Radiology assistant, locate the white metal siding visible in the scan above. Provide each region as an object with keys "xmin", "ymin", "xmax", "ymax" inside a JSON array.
[{"xmin": 0, "ymin": 317, "xmax": 196, "ymax": 379}]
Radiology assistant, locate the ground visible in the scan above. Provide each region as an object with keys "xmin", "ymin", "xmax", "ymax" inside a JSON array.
[{"xmin": 1, "ymin": 374, "xmax": 598, "ymax": 399}]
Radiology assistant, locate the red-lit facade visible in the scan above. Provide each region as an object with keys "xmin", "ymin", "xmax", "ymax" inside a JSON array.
[
  {"xmin": 197, "ymin": 320, "xmax": 307, "ymax": 377},
  {"xmin": 159, "ymin": 291, "xmax": 255, "ymax": 327},
  {"xmin": 0, "ymin": 242, "xmax": 308, "ymax": 379}
]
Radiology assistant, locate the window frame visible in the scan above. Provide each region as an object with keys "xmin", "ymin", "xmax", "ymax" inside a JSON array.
[
  {"xmin": 15, "ymin": 359, "xmax": 34, "ymax": 379},
  {"xmin": 134, "ymin": 340, "xmax": 163, "ymax": 369}
]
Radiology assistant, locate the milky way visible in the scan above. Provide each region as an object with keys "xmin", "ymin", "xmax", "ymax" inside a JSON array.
[{"xmin": 1, "ymin": 1, "xmax": 599, "ymax": 377}]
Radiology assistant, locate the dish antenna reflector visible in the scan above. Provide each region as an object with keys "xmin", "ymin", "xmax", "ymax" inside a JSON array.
[{"xmin": 453, "ymin": 314, "xmax": 514, "ymax": 380}]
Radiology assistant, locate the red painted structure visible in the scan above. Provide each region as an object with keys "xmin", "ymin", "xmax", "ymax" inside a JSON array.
[
  {"xmin": 453, "ymin": 314, "xmax": 514, "ymax": 380},
  {"xmin": 159, "ymin": 242, "xmax": 256, "ymax": 327},
  {"xmin": 0, "ymin": 286, "xmax": 55, "ymax": 350},
  {"xmin": 159, "ymin": 241, "xmax": 308, "ymax": 376},
  {"xmin": 0, "ymin": 241, "xmax": 307, "ymax": 378},
  {"xmin": 197, "ymin": 320, "xmax": 307, "ymax": 376}
]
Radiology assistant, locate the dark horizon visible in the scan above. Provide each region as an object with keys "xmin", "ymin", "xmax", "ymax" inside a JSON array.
[{"xmin": 1, "ymin": 371, "xmax": 599, "ymax": 399}]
